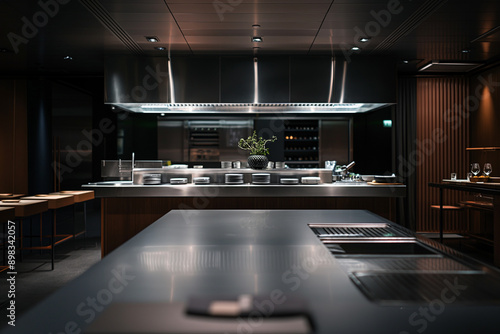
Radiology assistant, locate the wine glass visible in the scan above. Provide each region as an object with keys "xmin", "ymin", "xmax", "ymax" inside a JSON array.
[
  {"xmin": 484, "ymin": 163, "xmax": 492, "ymax": 176},
  {"xmin": 471, "ymin": 163, "xmax": 480, "ymax": 176}
]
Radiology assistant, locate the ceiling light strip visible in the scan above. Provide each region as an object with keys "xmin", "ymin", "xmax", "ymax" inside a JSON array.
[
  {"xmin": 372, "ymin": 0, "xmax": 448, "ymax": 53},
  {"xmin": 79, "ymin": 0, "xmax": 144, "ymax": 55}
]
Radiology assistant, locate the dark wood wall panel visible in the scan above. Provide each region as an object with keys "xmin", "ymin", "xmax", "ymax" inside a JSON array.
[
  {"xmin": 101, "ymin": 197, "xmax": 396, "ymax": 256},
  {"xmin": 416, "ymin": 77, "xmax": 469, "ymax": 232},
  {"xmin": 0, "ymin": 80, "xmax": 28, "ymax": 194}
]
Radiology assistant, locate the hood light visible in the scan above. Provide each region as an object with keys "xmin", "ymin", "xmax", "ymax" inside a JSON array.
[{"xmin": 134, "ymin": 103, "xmax": 383, "ymax": 114}]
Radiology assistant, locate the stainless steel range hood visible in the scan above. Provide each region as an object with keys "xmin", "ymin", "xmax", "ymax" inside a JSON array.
[{"xmin": 105, "ymin": 55, "xmax": 396, "ymax": 114}]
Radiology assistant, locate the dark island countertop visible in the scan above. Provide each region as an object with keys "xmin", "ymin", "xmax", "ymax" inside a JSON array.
[{"xmin": 4, "ymin": 210, "xmax": 499, "ymax": 333}]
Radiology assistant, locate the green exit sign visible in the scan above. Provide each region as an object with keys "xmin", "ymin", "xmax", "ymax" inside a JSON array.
[{"xmin": 383, "ymin": 120, "xmax": 392, "ymax": 128}]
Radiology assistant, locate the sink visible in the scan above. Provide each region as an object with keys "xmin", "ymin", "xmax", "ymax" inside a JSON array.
[{"xmin": 323, "ymin": 240, "xmax": 439, "ymax": 257}]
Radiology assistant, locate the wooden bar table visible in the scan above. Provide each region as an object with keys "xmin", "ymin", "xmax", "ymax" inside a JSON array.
[
  {"xmin": 0, "ymin": 200, "xmax": 49, "ymax": 269},
  {"xmin": 49, "ymin": 190, "xmax": 94, "ymax": 247},
  {"xmin": 429, "ymin": 180, "xmax": 500, "ymax": 267},
  {"xmin": 21, "ymin": 194, "xmax": 74, "ymax": 270},
  {"xmin": 0, "ymin": 207, "xmax": 16, "ymax": 272},
  {"xmin": 0, "ymin": 194, "xmax": 25, "ymax": 200}
]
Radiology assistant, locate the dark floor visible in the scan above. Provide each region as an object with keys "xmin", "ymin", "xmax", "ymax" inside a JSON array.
[
  {"xmin": 0, "ymin": 237, "xmax": 101, "ymax": 331},
  {"xmin": 418, "ymin": 232, "xmax": 496, "ymax": 267}
]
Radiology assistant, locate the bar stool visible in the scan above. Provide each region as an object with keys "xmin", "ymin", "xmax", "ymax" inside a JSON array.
[
  {"xmin": 49, "ymin": 190, "xmax": 94, "ymax": 248},
  {"xmin": 430, "ymin": 204, "xmax": 464, "ymax": 243},
  {"xmin": 0, "ymin": 199, "xmax": 49, "ymax": 267},
  {"xmin": 21, "ymin": 194, "xmax": 74, "ymax": 270},
  {"xmin": 0, "ymin": 207, "xmax": 16, "ymax": 273}
]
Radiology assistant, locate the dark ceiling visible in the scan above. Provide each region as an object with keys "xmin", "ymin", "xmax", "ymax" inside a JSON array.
[{"xmin": 1, "ymin": 0, "xmax": 500, "ymax": 75}]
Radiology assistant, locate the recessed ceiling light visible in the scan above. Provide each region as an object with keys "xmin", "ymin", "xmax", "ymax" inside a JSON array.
[
  {"xmin": 146, "ymin": 36, "xmax": 159, "ymax": 43},
  {"xmin": 461, "ymin": 49, "xmax": 471, "ymax": 53},
  {"xmin": 252, "ymin": 24, "xmax": 261, "ymax": 28},
  {"xmin": 402, "ymin": 60, "xmax": 409, "ymax": 64},
  {"xmin": 252, "ymin": 36, "xmax": 263, "ymax": 42},
  {"xmin": 155, "ymin": 46, "xmax": 166, "ymax": 51},
  {"xmin": 351, "ymin": 46, "xmax": 361, "ymax": 51},
  {"xmin": 63, "ymin": 55, "xmax": 73, "ymax": 60},
  {"xmin": 253, "ymin": 47, "xmax": 260, "ymax": 50},
  {"xmin": 359, "ymin": 37, "xmax": 370, "ymax": 43},
  {"xmin": 0, "ymin": 48, "xmax": 10, "ymax": 53}
]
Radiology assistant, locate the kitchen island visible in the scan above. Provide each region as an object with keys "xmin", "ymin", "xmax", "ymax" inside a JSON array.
[
  {"xmin": 6, "ymin": 210, "xmax": 499, "ymax": 333},
  {"xmin": 83, "ymin": 168, "xmax": 406, "ymax": 256}
]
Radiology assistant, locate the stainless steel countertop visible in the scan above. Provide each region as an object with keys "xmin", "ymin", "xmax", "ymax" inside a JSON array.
[
  {"xmin": 82, "ymin": 181, "xmax": 406, "ymax": 198},
  {"xmin": 6, "ymin": 210, "xmax": 498, "ymax": 333}
]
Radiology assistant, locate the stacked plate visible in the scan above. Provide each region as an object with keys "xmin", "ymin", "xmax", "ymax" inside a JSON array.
[
  {"xmin": 225, "ymin": 174, "xmax": 244, "ymax": 184},
  {"xmin": 252, "ymin": 173, "xmax": 270, "ymax": 184},
  {"xmin": 280, "ymin": 178, "xmax": 299, "ymax": 185},
  {"xmin": 301, "ymin": 176, "xmax": 321, "ymax": 184},
  {"xmin": 170, "ymin": 178, "xmax": 188, "ymax": 184},
  {"xmin": 221, "ymin": 161, "xmax": 232, "ymax": 169},
  {"xmin": 193, "ymin": 177, "xmax": 210, "ymax": 184},
  {"xmin": 143, "ymin": 174, "xmax": 161, "ymax": 185}
]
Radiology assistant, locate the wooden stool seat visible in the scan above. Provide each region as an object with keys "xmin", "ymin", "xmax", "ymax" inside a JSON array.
[{"xmin": 430, "ymin": 204, "xmax": 463, "ymax": 210}]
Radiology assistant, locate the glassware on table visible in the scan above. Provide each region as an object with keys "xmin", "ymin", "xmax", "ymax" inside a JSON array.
[
  {"xmin": 450, "ymin": 172, "xmax": 457, "ymax": 180},
  {"xmin": 471, "ymin": 163, "xmax": 480, "ymax": 176},
  {"xmin": 483, "ymin": 163, "xmax": 492, "ymax": 176}
]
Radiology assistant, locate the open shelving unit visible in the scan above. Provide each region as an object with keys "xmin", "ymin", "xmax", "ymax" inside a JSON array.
[{"xmin": 284, "ymin": 120, "xmax": 319, "ymax": 168}]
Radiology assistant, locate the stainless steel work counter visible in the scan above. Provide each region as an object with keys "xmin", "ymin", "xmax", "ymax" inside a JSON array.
[
  {"xmin": 82, "ymin": 181, "xmax": 406, "ymax": 198},
  {"xmin": 6, "ymin": 210, "xmax": 499, "ymax": 333}
]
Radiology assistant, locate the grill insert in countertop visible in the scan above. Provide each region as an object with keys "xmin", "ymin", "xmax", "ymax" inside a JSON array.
[
  {"xmin": 309, "ymin": 223, "xmax": 413, "ymax": 240},
  {"xmin": 349, "ymin": 272, "xmax": 500, "ymax": 304}
]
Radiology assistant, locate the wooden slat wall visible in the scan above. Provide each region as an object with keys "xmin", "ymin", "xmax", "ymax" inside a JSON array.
[
  {"xmin": 416, "ymin": 77, "xmax": 469, "ymax": 232},
  {"xmin": 0, "ymin": 80, "xmax": 28, "ymax": 194},
  {"xmin": 469, "ymin": 66, "xmax": 500, "ymax": 174}
]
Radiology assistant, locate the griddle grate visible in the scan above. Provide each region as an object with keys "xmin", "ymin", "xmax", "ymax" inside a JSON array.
[{"xmin": 310, "ymin": 225, "xmax": 411, "ymax": 238}]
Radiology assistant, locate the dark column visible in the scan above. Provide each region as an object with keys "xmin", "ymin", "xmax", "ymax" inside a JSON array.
[{"xmin": 27, "ymin": 79, "xmax": 53, "ymax": 195}]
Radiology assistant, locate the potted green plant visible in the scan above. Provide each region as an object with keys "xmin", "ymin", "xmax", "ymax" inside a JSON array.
[{"xmin": 238, "ymin": 131, "xmax": 277, "ymax": 169}]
